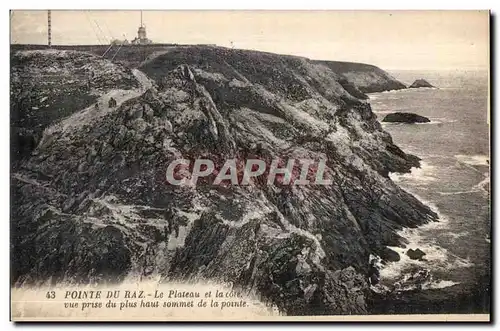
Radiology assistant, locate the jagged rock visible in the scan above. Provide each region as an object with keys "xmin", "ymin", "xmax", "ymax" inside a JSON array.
[
  {"xmin": 11, "ymin": 48, "xmax": 439, "ymax": 316},
  {"xmin": 368, "ymin": 260, "xmax": 380, "ymax": 286},
  {"xmin": 394, "ymin": 269, "xmax": 431, "ymax": 292},
  {"xmin": 406, "ymin": 248, "xmax": 426, "ymax": 261},
  {"xmin": 382, "ymin": 112, "xmax": 431, "ymax": 123},
  {"xmin": 378, "ymin": 247, "xmax": 401, "ymax": 262},
  {"xmin": 409, "ymin": 79, "xmax": 434, "ymax": 88},
  {"xmin": 142, "ymin": 104, "xmax": 154, "ymax": 120},
  {"xmin": 128, "ymin": 104, "xmax": 143, "ymax": 120}
]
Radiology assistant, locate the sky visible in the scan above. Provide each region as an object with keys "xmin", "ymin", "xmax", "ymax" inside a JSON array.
[{"xmin": 10, "ymin": 10, "xmax": 489, "ymax": 70}]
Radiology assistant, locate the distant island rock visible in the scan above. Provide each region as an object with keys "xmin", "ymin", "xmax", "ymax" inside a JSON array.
[
  {"xmin": 409, "ymin": 79, "xmax": 435, "ymax": 88},
  {"xmin": 382, "ymin": 112, "xmax": 431, "ymax": 124}
]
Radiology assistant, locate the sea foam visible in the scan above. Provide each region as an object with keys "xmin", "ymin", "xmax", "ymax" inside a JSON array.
[{"xmin": 377, "ymin": 186, "xmax": 472, "ymax": 292}]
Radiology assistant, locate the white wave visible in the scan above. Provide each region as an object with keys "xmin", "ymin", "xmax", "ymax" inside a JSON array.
[
  {"xmin": 410, "ymin": 87, "xmax": 438, "ymax": 91},
  {"xmin": 380, "ymin": 244, "xmax": 445, "ymax": 280},
  {"xmin": 421, "ymin": 279, "xmax": 460, "ymax": 290},
  {"xmin": 432, "ymin": 117, "xmax": 458, "ymax": 123},
  {"xmin": 380, "ymin": 239, "xmax": 472, "ymax": 285},
  {"xmin": 380, "ymin": 120, "xmax": 446, "ymax": 126},
  {"xmin": 418, "ymin": 120, "xmax": 441, "ymax": 125},
  {"xmin": 438, "ymin": 190, "xmax": 480, "ymax": 196},
  {"xmin": 443, "ymin": 231, "xmax": 469, "ymax": 241},
  {"xmin": 389, "ymin": 162, "xmax": 437, "ymax": 186},
  {"xmin": 378, "ymin": 190, "xmax": 473, "ymax": 289},
  {"xmin": 373, "ymin": 110, "xmax": 396, "ymax": 115},
  {"xmin": 455, "ymin": 154, "xmax": 489, "ymax": 166},
  {"xmin": 438, "ymin": 171, "xmax": 490, "ymax": 197},
  {"xmin": 416, "ymin": 119, "xmax": 457, "ymax": 125},
  {"xmin": 379, "ymin": 117, "xmax": 457, "ymax": 126},
  {"xmin": 474, "ymin": 173, "xmax": 490, "ymax": 193},
  {"xmin": 373, "ymin": 273, "xmax": 459, "ymax": 293}
]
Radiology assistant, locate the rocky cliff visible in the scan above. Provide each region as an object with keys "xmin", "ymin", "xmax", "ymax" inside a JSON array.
[
  {"xmin": 10, "ymin": 45, "xmax": 409, "ymax": 96},
  {"xmin": 313, "ymin": 60, "xmax": 407, "ymax": 94},
  {"xmin": 11, "ymin": 47, "xmax": 437, "ymax": 316}
]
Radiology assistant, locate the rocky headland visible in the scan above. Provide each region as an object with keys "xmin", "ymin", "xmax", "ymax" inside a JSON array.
[{"xmin": 10, "ymin": 46, "xmax": 438, "ymax": 316}]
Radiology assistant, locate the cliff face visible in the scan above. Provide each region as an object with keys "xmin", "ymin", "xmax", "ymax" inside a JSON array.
[{"xmin": 11, "ymin": 47, "xmax": 436, "ymax": 315}]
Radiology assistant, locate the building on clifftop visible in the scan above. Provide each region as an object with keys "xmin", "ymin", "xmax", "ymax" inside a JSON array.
[{"xmin": 131, "ymin": 11, "xmax": 152, "ymax": 45}]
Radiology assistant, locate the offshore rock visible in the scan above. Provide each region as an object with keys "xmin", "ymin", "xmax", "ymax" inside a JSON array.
[
  {"xmin": 382, "ymin": 112, "xmax": 431, "ymax": 124},
  {"xmin": 406, "ymin": 248, "xmax": 427, "ymax": 261},
  {"xmin": 409, "ymin": 79, "xmax": 435, "ymax": 88}
]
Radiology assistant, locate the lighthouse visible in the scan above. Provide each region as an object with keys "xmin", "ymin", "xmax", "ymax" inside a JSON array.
[{"xmin": 132, "ymin": 11, "xmax": 152, "ymax": 45}]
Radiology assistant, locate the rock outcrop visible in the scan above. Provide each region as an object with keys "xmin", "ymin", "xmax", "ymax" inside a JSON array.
[
  {"xmin": 11, "ymin": 48, "xmax": 439, "ymax": 316},
  {"xmin": 314, "ymin": 60, "xmax": 407, "ymax": 94},
  {"xmin": 406, "ymin": 248, "xmax": 427, "ymax": 261},
  {"xmin": 409, "ymin": 79, "xmax": 435, "ymax": 88},
  {"xmin": 382, "ymin": 112, "xmax": 431, "ymax": 124}
]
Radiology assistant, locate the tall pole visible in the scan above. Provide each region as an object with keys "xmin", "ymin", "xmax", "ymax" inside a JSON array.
[
  {"xmin": 140, "ymin": 10, "xmax": 143, "ymax": 27},
  {"xmin": 47, "ymin": 10, "xmax": 52, "ymax": 47}
]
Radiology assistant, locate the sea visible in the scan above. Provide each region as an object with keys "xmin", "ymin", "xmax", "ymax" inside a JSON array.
[{"xmin": 368, "ymin": 69, "xmax": 491, "ymax": 314}]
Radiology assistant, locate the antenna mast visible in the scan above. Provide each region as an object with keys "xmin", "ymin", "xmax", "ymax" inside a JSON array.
[{"xmin": 47, "ymin": 10, "xmax": 52, "ymax": 47}]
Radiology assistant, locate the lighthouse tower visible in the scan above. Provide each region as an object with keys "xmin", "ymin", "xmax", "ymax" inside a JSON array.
[
  {"xmin": 132, "ymin": 11, "xmax": 152, "ymax": 44},
  {"xmin": 138, "ymin": 25, "xmax": 147, "ymax": 40}
]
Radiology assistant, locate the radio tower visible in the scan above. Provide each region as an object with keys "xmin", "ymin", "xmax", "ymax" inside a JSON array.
[{"xmin": 47, "ymin": 10, "xmax": 52, "ymax": 47}]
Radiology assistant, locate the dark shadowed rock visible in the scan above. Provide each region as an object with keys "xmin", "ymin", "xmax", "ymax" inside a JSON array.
[
  {"xmin": 406, "ymin": 248, "xmax": 426, "ymax": 261},
  {"xmin": 382, "ymin": 112, "xmax": 431, "ymax": 124},
  {"xmin": 409, "ymin": 79, "xmax": 435, "ymax": 88},
  {"xmin": 379, "ymin": 247, "xmax": 401, "ymax": 262}
]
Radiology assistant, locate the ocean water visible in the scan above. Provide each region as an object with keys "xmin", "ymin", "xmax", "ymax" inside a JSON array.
[{"xmin": 369, "ymin": 69, "xmax": 490, "ymax": 313}]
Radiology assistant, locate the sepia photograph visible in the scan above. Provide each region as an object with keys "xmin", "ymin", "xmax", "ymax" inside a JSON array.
[{"xmin": 9, "ymin": 9, "xmax": 490, "ymax": 322}]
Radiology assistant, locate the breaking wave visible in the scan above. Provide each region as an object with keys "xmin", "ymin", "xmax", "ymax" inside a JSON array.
[
  {"xmin": 454, "ymin": 154, "xmax": 489, "ymax": 167},
  {"xmin": 389, "ymin": 161, "xmax": 437, "ymax": 186},
  {"xmin": 416, "ymin": 119, "xmax": 457, "ymax": 125},
  {"xmin": 438, "ymin": 155, "xmax": 489, "ymax": 197},
  {"xmin": 375, "ymin": 189, "xmax": 472, "ymax": 293}
]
